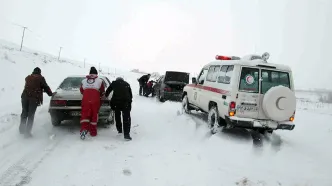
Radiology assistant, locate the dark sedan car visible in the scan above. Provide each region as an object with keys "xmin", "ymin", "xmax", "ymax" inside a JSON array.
[{"xmin": 153, "ymin": 71, "xmax": 190, "ymax": 102}]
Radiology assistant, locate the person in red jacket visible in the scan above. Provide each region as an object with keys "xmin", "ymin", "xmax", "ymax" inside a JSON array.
[
  {"xmin": 79, "ymin": 67, "xmax": 105, "ymax": 140},
  {"xmin": 144, "ymin": 80, "xmax": 155, "ymax": 97}
]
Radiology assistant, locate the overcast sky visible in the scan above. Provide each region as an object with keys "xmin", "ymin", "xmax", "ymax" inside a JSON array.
[{"xmin": 0, "ymin": 0, "xmax": 331, "ymax": 89}]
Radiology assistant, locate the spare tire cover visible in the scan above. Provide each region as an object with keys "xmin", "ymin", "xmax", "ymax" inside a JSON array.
[{"xmin": 262, "ymin": 85, "xmax": 296, "ymax": 122}]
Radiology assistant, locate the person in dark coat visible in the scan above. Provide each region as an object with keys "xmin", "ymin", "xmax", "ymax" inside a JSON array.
[
  {"xmin": 105, "ymin": 77, "xmax": 133, "ymax": 140},
  {"xmin": 137, "ymin": 74, "xmax": 150, "ymax": 96},
  {"xmin": 20, "ymin": 67, "xmax": 53, "ymax": 137}
]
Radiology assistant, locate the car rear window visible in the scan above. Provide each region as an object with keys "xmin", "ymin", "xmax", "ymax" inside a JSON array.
[
  {"xmin": 261, "ymin": 70, "xmax": 290, "ymax": 94},
  {"xmin": 165, "ymin": 71, "xmax": 189, "ymax": 84},
  {"xmin": 59, "ymin": 77, "xmax": 85, "ymax": 90},
  {"xmin": 239, "ymin": 67, "xmax": 259, "ymax": 93}
]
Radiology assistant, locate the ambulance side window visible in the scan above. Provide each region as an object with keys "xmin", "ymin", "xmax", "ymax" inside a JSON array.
[
  {"xmin": 218, "ymin": 65, "xmax": 234, "ymax": 84},
  {"xmin": 198, "ymin": 68, "xmax": 209, "ymax": 84},
  {"xmin": 206, "ymin": 65, "xmax": 221, "ymax": 82}
]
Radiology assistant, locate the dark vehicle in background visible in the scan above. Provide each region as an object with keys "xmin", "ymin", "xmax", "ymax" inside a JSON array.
[
  {"xmin": 153, "ymin": 71, "xmax": 190, "ymax": 102},
  {"xmin": 48, "ymin": 75, "xmax": 114, "ymax": 126}
]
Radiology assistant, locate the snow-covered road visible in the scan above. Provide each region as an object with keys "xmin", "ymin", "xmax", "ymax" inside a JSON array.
[
  {"xmin": 1, "ymin": 40, "xmax": 332, "ymax": 186},
  {"xmin": 0, "ymin": 93, "xmax": 332, "ymax": 186}
]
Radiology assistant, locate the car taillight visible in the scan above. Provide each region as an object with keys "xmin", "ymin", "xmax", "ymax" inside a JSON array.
[
  {"xmin": 164, "ymin": 87, "xmax": 172, "ymax": 92},
  {"xmin": 229, "ymin": 101, "xmax": 236, "ymax": 116},
  {"xmin": 289, "ymin": 111, "xmax": 295, "ymax": 122},
  {"xmin": 52, "ymin": 100, "xmax": 66, "ymax": 106}
]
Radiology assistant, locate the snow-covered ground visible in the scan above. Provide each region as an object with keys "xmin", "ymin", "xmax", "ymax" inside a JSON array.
[
  {"xmin": 296, "ymin": 92, "xmax": 332, "ymax": 115},
  {"xmin": 0, "ymin": 40, "xmax": 332, "ymax": 186}
]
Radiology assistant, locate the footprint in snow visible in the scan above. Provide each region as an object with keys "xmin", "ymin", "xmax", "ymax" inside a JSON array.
[
  {"xmin": 104, "ymin": 145, "xmax": 116, "ymax": 151},
  {"xmin": 176, "ymin": 110, "xmax": 181, "ymax": 116},
  {"xmin": 49, "ymin": 134, "xmax": 56, "ymax": 140},
  {"xmin": 122, "ymin": 169, "xmax": 132, "ymax": 176},
  {"xmin": 236, "ymin": 177, "xmax": 252, "ymax": 186}
]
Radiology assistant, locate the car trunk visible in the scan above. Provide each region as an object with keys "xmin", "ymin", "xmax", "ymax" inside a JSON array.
[
  {"xmin": 164, "ymin": 81, "xmax": 187, "ymax": 92},
  {"xmin": 164, "ymin": 71, "xmax": 189, "ymax": 92},
  {"xmin": 165, "ymin": 71, "xmax": 189, "ymax": 83},
  {"xmin": 54, "ymin": 89, "xmax": 82, "ymax": 100},
  {"xmin": 52, "ymin": 89, "xmax": 110, "ymax": 107}
]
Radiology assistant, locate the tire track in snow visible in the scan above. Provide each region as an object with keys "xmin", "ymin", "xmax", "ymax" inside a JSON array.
[
  {"xmin": 0, "ymin": 125, "xmax": 52, "ymax": 152},
  {"xmin": 0, "ymin": 109, "xmax": 50, "ymax": 151},
  {"xmin": 0, "ymin": 134, "xmax": 64, "ymax": 186},
  {"xmin": 0, "ymin": 123, "xmax": 74, "ymax": 152},
  {"xmin": 0, "ymin": 107, "xmax": 70, "ymax": 152},
  {"xmin": 0, "ymin": 113, "xmax": 19, "ymax": 135}
]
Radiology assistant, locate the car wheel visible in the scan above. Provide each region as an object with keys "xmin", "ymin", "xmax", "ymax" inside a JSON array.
[
  {"xmin": 102, "ymin": 119, "xmax": 111, "ymax": 128},
  {"xmin": 51, "ymin": 115, "xmax": 62, "ymax": 126},
  {"xmin": 158, "ymin": 91, "xmax": 165, "ymax": 102},
  {"xmin": 107, "ymin": 110, "xmax": 115, "ymax": 125},
  {"xmin": 207, "ymin": 106, "xmax": 222, "ymax": 134},
  {"xmin": 182, "ymin": 95, "xmax": 192, "ymax": 114},
  {"xmin": 98, "ymin": 119, "xmax": 110, "ymax": 128}
]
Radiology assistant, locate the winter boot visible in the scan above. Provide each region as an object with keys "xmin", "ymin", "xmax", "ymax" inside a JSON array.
[
  {"xmin": 124, "ymin": 135, "xmax": 132, "ymax": 141},
  {"xmin": 80, "ymin": 130, "xmax": 89, "ymax": 140},
  {"xmin": 19, "ymin": 127, "xmax": 25, "ymax": 134},
  {"xmin": 24, "ymin": 132, "xmax": 33, "ymax": 138}
]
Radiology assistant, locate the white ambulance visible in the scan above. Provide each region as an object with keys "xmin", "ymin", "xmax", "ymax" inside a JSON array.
[{"xmin": 182, "ymin": 52, "xmax": 296, "ymax": 134}]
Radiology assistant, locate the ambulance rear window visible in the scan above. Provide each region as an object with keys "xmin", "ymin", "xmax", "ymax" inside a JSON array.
[
  {"xmin": 261, "ymin": 70, "xmax": 290, "ymax": 94},
  {"xmin": 239, "ymin": 67, "xmax": 259, "ymax": 93}
]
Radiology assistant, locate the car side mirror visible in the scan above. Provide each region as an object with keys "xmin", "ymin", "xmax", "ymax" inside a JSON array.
[{"xmin": 192, "ymin": 77, "xmax": 197, "ymax": 84}]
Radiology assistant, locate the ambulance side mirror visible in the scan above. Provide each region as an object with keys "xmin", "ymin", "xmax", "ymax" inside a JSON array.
[{"xmin": 192, "ymin": 77, "xmax": 197, "ymax": 84}]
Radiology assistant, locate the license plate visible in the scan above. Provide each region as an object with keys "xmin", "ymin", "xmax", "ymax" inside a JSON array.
[
  {"xmin": 70, "ymin": 111, "xmax": 81, "ymax": 116},
  {"xmin": 259, "ymin": 120, "xmax": 277, "ymax": 128}
]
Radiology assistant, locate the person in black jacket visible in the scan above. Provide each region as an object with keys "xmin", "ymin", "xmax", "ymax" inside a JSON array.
[
  {"xmin": 105, "ymin": 77, "xmax": 133, "ymax": 140},
  {"xmin": 137, "ymin": 74, "xmax": 150, "ymax": 96}
]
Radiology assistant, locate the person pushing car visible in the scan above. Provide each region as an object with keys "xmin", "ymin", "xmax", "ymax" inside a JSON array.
[
  {"xmin": 105, "ymin": 77, "xmax": 133, "ymax": 140},
  {"xmin": 20, "ymin": 67, "xmax": 53, "ymax": 138},
  {"xmin": 138, "ymin": 73, "xmax": 150, "ymax": 96},
  {"xmin": 79, "ymin": 67, "xmax": 105, "ymax": 140}
]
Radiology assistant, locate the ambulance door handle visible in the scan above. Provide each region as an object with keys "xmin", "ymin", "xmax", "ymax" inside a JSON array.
[{"xmin": 222, "ymin": 95, "xmax": 226, "ymax": 99}]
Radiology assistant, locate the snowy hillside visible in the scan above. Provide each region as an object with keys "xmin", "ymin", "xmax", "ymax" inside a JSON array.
[
  {"xmin": 0, "ymin": 40, "xmax": 332, "ymax": 186},
  {"xmin": 0, "ymin": 40, "xmax": 124, "ymax": 115}
]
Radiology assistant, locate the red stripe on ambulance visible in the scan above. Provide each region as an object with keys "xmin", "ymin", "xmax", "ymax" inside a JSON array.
[{"xmin": 187, "ymin": 84, "xmax": 229, "ymax": 94}]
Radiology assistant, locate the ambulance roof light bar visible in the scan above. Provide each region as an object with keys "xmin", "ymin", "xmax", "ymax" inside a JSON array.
[{"xmin": 215, "ymin": 55, "xmax": 241, "ymax": 60}]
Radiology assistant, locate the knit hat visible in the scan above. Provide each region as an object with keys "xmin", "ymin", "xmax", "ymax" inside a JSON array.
[
  {"xmin": 89, "ymin": 67, "xmax": 98, "ymax": 75},
  {"xmin": 32, "ymin": 67, "xmax": 41, "ymax": 75}
]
